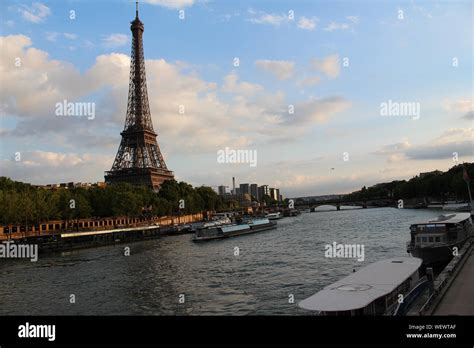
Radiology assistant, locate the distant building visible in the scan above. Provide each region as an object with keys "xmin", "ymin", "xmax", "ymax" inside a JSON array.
[
  {"xmin": 235, "ymin": 188, "xmax": 241, "ymax": 196},
  {"xmin": 74, "ymin": 182, "xmax": 92, "ymax": 188},
  {"xmin": 269, "ymin": 188, "xmax": 278, "ymax": 201},
  {"xmin": 420, "ymin": 170, "xmax": 443, "ymax": 178},
  {"xmin": 218, "ymin": 185, "xmax": 227, "ymax": 196},
  {"xmin": 40, "ymin": 181, "xmax": 106, "ymax": 190},
  {"xmin": 239, "ymin": 183, "xmax": 250, "ymax": 195},
  {"xmin": 258, "ymin": 185, "xmax": 270, "ymax": 201},
  {"xmin": 250, "ymin": 184, "xmax": 259, "ymax": 200}
]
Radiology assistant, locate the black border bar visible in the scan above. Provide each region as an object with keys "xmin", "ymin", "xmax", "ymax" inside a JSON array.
[{"xmin": 0, "ymin": 315, "xmax": 472, "ymax": 346}]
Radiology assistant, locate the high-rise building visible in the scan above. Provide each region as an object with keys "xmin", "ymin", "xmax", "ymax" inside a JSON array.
[
  {"xmin": 275, "ymin": 189, "xmax": 280, "ymax": 201},
  {"xmin": 250, "ymin": 184, "xmax": 259, "ymax": 201},
  {"xmin": 239, "ymin": 183, "xmax": 250, "ymax": 195},
  {"xmin": 235, "ymin": 188, "xmax": 241, "ymax": 196},
  {"xmin": 258, "ymin": 185, "xmax": 270, "ymax": 201},
  {"xmin": 218, "ymin": 185, "xmax": 226, "ymax": 196},
  {"xmin": 269, "ymin": 188, "xmax": 278, "ymax": 201}
]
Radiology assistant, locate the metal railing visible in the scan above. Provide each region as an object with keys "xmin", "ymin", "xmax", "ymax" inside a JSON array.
[{"xmin": 418, "ymin": 238, "xmax": 473, "ymax": 315}]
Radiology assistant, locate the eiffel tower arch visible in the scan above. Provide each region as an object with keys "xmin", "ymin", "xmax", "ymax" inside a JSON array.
[{"xmin": 105, "ymin": 2, "xmax": 174, "ymax": 191}]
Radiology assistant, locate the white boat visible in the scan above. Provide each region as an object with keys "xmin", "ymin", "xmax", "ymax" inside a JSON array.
[
  {"xmin": 201, "ymin": 217, "xmax": 232, "ymax": 228},
  {"xmin": 192, "ymin": 218, "xmax": 276, "ymax": 242},
  {"xmin": 265, "ymin": 212, "xmax": 282, "ymax": 220},
  {"xmin": 298, "ymin": 257, "xmax": 423, "ymax": 315}
]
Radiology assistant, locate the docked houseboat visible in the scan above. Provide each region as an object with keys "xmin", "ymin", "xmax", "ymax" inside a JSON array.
[
  {"xmin": 298, "ymin": 257, "xmax": 423, "ymax": 315},
  {"xmin": 192, "ymin": 218, "xmax": 276, "ymax": 242},
  {"xmin": 407, "ymin": 213, "xmax": 473, "ymax": 266}
]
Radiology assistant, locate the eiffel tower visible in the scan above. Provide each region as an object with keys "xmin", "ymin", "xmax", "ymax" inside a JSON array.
[{"xmin": 105, "ymin": 2, "xmax": 174, "ymax": 191}]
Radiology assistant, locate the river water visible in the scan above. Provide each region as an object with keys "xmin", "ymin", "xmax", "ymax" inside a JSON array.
[{"xmin": 0, "ymin": 207, "xmax": 441, "ymax": 315}]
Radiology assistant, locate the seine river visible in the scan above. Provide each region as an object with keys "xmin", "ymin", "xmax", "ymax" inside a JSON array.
[{"xmin": 0, "ymin": 207, "xmax": 441, "ymax": 315}]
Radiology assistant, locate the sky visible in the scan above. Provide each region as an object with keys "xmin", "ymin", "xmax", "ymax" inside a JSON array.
[{"xmin": 0, "ymin": 0, "xmax": 473, "ymax": 197}]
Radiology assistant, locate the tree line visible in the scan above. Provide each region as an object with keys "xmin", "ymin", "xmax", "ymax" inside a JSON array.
[
  {"xmin": 0, "ymin": 178, "xmax": 228, "ymax": 226},
  {"xmin": 343, "ymin": 163, "xmax": 473, "ymax": 203}
]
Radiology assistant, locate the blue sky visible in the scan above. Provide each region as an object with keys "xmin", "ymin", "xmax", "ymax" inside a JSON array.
[{"xmin": 0, "ymin": 0, "xmax": 472, "ymax": 197}]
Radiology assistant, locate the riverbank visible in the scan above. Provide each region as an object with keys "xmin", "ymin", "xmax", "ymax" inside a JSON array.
[{"xmin": 0, "ymin": 212, "xmax": 205, "ymax": 253}]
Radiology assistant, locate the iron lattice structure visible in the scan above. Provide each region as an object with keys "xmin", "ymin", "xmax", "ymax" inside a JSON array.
[{"xmin": 105, "ymin": 6, "xmax": 174, "ymax": 190}]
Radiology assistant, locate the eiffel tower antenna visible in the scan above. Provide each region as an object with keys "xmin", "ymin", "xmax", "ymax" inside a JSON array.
[{"xmin": 105, "ymin": 2, "xmax": 174, "ymax": 191}]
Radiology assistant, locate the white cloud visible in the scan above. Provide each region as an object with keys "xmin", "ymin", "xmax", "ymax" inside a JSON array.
[
  {"xmin": 63, "ymin": 33, "xmax": 78, "ymax": 40},
  {"xmin": 45, "ymin": 32, "xmax": 58, "ymax": 42},
  {"xmin": 297, "ymin": 16, "xmax": 318, "ymax": 30},
  {"xmin": 287, "ymin": 97, "xmax": 351, "ymax": 125},
  {"xmin": 220, "ymin": 12, "xmax": 240, "ymax": 22},
  {"xmin": 323, "ymin": 16, "xmax": 359, "ymax": 32},
  {"xmin": 255, "ymin": 59, "xmax": 295, "ymax": 80},
  {"xmin": 102, "ymin": 34, "xmax": 129, "ymax": 48},
  {"xmin": 431, "ymin": 128, "xmax": 473, "ymax": 145},
  {"xmin": 142, "ymin": 0, "xmax": 195, "ymax": 9},
  {"xmin": 324, "ymin": 22, "xmax": 349, "ymax": 31},
  {"xmin": 0, "ymin": 151, "xmax": 112, "ymax": 184},
  {"xmin": 443, "ymin": 99, "xmax": 473, "ymax": 113},
  {"xmin": 0, "ymin": 35, "xmax": 88, "ymax": 120},
  {"xmin": 247, "ymin": 9, "xmax": 289, "ymax": 27},
  {"xmin": 18, "ymin": 2, "xmax": 51, "ymax": 23},
  {"xmin": 222, "ymin": 72, "xmax": 263, "ymax": 96},
  {"xmin": 311, "ymin": 54, "xmax": 340, "ymax": 79},
  {"xmin": 297, "ymin": 76, "xmax": 321, "ymax": 87},
  {"xmin": 442, "ymin": 98, "xmax": 474, "ymax": 120},
  {"xmin": 45, "ymin": 32, "xmax": 78, "ymax": 42},
  {"xmin": 374, "ymin": 141, "xmax": 411, "ymax": 162},
  {"xmin": 374, "ymin": 129, "xmax": 474, "ymax": 162},
  {"xmin": 346, "ymin": 16, "xmax": 359, "ymax": 24}
]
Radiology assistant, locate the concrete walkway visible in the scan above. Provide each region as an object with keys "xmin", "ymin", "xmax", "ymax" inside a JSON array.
[{"xmin": 434, "ymin": 250, "xmax": 474, "ymax": 315}]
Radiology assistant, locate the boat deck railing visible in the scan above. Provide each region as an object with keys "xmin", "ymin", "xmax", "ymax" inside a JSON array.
[
  {"xmin": 418, "ymin": 237, "xmax": 473, "ymax": 315},
  {"xmin": 393, "ymin": 276, "xmax": 429, "ymax": 316}
]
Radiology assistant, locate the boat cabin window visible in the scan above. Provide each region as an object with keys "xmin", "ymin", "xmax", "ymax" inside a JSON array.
[
  {"xmin": 422, "ymin": 237, "xmax": 427, "ymax": 242},
  {"xmin": 428, "ymin": 237, "xmax": 433, "ymax": 242},
  {"xmin": 435, "ymin": 236, "xmax": 440, "ymax": 242}
]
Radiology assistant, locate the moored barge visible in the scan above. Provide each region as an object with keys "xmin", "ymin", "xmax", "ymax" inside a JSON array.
[
  {"xmin": 192, "ymin": 218, "xmax": 277, "ymax": 242},
  {"xmin": 407, "ymin": 213, "xmax": 473, "ymax": 266},
  {"xmin": 299, "ymin": 257, "xmax": 423, "ymax": 315}
]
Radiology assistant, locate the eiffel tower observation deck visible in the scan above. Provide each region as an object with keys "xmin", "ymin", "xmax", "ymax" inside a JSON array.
[{"xmin": 105, "ymin": 1, "xmax": 174, "ymax": 191}]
